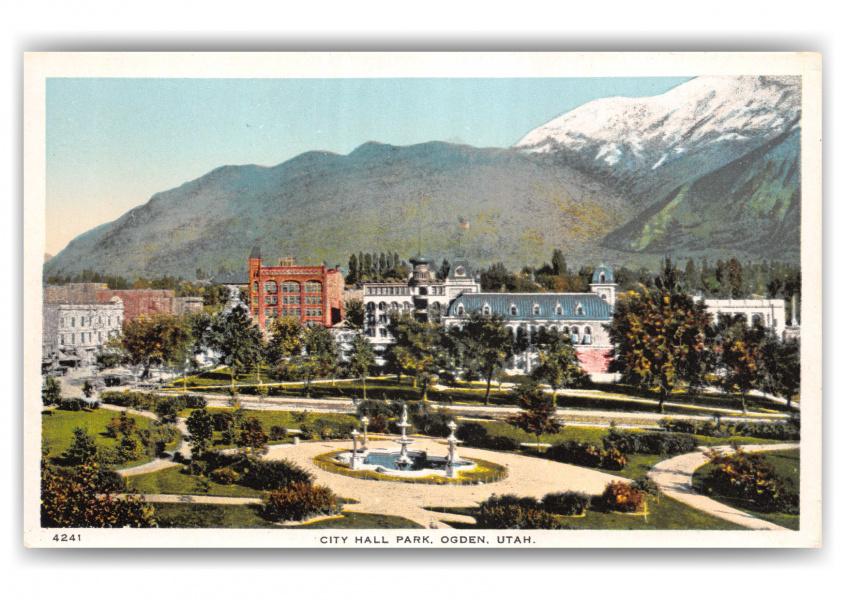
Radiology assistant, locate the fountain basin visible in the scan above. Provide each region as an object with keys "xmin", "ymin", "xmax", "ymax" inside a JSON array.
[{"xmin": 332, "ymin": 447, "xmax": 476, "ymax": 478}]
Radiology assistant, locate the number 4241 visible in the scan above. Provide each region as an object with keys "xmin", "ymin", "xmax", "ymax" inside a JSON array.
[{"xmin": 52, "ymin": 534, "xmax": 81, "ymax": 542}]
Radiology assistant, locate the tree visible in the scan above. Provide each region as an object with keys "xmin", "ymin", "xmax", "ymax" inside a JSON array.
[
  {"xmin": 40, "ymin": 460, "xmax": 154, "ymax": 528},
  {"xmin": 530, "ymin": 331, "xmax": 588, "ymax": 405},
  {"xmin": 209, "ymin": 305, "xmax": 265, "ymax": 386},
  {"xmin": 344, "ymin": 299, "xmax": 366, "ymax": 330},
  {"xmin": 42, "ymin": 376, "xmax": 61, "ymax": 407},
  {"xmin": 346, "ymin": 253, "xmax": 359, "ymax": 285},
  {"xmin": 238, "ymin": 417, "xmax": 268, "ymax": 455},
  {"xmin": 284, "ymin": 325, "xmax": 338, "ymax": 398},
  {"xmin": 265, "ymin": 316, "xmax": 303, "ymax": 368},
  {"xmin": 62, "ymin": 428, "xmax": 99, "ymax": 466},
  {"xmin": 458, "ymin": 312, "xmax": 515, "ymax": 405},
  {"xmin": 109, "ymin": 314, "xmax": 193, "ymax": 380},
  {"xmin": 551, "ymin": 249, "xmax": 567, "ymax": 277},
  {"xmin": 346, "ymin": 334, "xmax": 375, "ymax": 400},
  {"xmin": 758, "ymin": 337, "xmax": 800, "ymax": 408},
  {"xmin": 437, "ymin": 258, "xmax": 451, "ymax": 280},
  {"xmin": 82, "ymin": 380, "xmax": 96, "ymax": 399},
  {"xmin": 506, "ymin": 383, "xmax": 560, "ymax": 450},
  {"xmin": 720, "ymin": 322, "xmax": 766, "ymax": 414},
  {"xmin": 386, "ymin": 312, "xmax": 443, "ymax": 402},
  {"xmin": 606, "ymin": 284, "xmax": 712, "ymax": 413}
]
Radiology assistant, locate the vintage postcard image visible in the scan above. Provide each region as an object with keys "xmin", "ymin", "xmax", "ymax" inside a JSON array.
[{"xmin": 23, "ymin": 52, "xmax": 822, "ymax": 548}]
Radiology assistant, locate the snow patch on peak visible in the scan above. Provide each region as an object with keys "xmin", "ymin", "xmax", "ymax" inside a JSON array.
[{"xmin": 651, "ymin": 153, "xmax": 668, "ymax": 170}]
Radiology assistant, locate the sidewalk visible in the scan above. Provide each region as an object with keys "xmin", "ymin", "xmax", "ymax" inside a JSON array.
[{"xmin": 648, "ymin": 443, "xmax": 799, "ymax": 531}]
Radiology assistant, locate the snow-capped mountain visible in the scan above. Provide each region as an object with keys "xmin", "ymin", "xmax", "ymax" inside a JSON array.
[{"xmin": 515, "ymin": 75, "xmax": 801, "ymax": 204}]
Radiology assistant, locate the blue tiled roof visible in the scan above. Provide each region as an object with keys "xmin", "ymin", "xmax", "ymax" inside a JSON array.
[{"xmin": 448, "ymin": 293, "xmax": 611, "ymax": 320}]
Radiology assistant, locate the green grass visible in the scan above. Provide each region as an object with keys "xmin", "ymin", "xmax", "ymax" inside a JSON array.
[
  {"xmin": 313, "ymin": 451, "xmax": 507, "ymax": 485},
  {"xmin": 42, "ymin": 407, "xmax": 178, "ymax": 469},
  {"xmin": 170, "ymin": 373, "xmax": 795, "ymax": 418},
  {"xmin": 692, "ymin": 448, "xmax": 800, "ymax": 530},
  {"xmin": 150, "ymin": 503, "xmax": 423, "ymax": 529},
  {"xmin": 428, "ymin": 492, "xmax": 747, "ymax": 531},
  {"xmin": 127, "ymin": 465, "xmax": 264, "ymax": 498}
]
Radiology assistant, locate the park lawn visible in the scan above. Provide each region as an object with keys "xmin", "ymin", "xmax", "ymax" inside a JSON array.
[
  {"xmin": 42, "ymin": 406, "xmax": 177, "ymax": 469},
  {"xmin": 127, "ymin": 465, "xmax": 264, "ymax": 498},
  {"xmin": 150, "ymin": 502, "xmax": 423, "ymax": 529},
  {"xmin": 692, "ymin": 448, "xmax": 800, "ymax": 531},
  {"xmin": 429, "ymin": 492, "xmax": 746, "ymax": 531}
]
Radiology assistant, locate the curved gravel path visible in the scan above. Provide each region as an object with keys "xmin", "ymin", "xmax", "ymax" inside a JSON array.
[
  {"xmin": 263, "ymin": 438, "xmax": 630, "ymax": 528},
  {"xmin": 648, "ymin": 443, "xmax": 799, "ymax": 531},
  {"xmin": 103, "ymin": 404, "xmax": 192, "ymax": 477}
]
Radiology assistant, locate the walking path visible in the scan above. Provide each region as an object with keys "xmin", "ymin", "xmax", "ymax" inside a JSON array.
[
  {"xmin": 648, "ymin": 443, "xmax": 799, "ymax": 532},
  {"xmin": 260, "ymin": 439, "xmax": 628, "ymax": 528},
  {"xmin": 103, "ymin": 404, "xmax": 192, "ymax": 477}
]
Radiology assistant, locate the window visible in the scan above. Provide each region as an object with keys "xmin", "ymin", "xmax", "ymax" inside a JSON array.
[
  {"xmin": 378, "ymin": 302, "xmax": 386, "ymax": 311},
  {"xmin": 71, "ymin": 333, "xmax": 75, "ymax": 344},
  {"xmin": 532, "ymin": 304, "xmax": 541, "ymax": 316},
  {"xmin": 419, "ymin": 287, "xmax": 428, "ymax": 296},
  {"xmin": 454, "ymin": 266, "xmax": 465, "ymax": 277},
  {"xmin": 59, "ymin": 335, "xmax": 65, "ymax": 345},
  {"xmin": 379, "ymin": 328, "xmax": 388, "ymax": 338},
  {"xmin": 482, "ymin": 304, "xmax": 491, "ymax": 316},
  {"xmin": 265, "ymin": 281, "xmax": 277, "ymax": 294},
  {"xmin": 70, "ymin": 317, "xmax": 75, "ymax": 327},
  {"xmin": 584, "ymin": 326, "xmax": 592, "ymax": 345},
  {"xmin": 305, "ymin": 281, "xmax": 322, "ymax": 293},
  {"xmin": 600, "ymin": 274, "xmax": 606, "ymax": 283},
  {"xmin": 555, "ymin": 305, "xmax": 563, "ymax": 316},
  {"xmin": 575, "ymin": 304, "xmax": 584, "ymax": 316},
  {"xmin": 264, "ymin": 308, "xmax": 271, "ymax": 316},
  {"xmin": 571, "ymin": 327, "xmax": 579, "ymax": 343},
  {"xmin": 253, "ymin": 282, "xmax": 259, "ymax": 292},
  {"xmin": 456, "ymin": 305, "xmax": 465, "ymax": 316},
  {"xmin": 600, "ymin": 294, "xmax": 607, "ymax": 301},
  {"xmin": 282, "ymin": 281, "xmax": 300, "ymax": 293},
  {"xmin": 509, "ymin": 305, "xmax": 518, "ymax": 316},
  {"xmin": 266, "ymin": 296, "xmax": 277, "ymax": 305}
]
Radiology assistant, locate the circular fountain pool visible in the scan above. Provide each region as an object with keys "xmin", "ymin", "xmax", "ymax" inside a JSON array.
[{"xmin": 332, "ymin": 447, "xmax": 476, "ymax": 478}]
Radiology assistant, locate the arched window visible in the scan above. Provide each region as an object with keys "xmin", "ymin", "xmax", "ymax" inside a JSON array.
[
  {"xmin": 482, "ymin": 304, "xmax": 491, "ymax": 316},
  {"xmin": 283, "ymin": 281, "xmax": 300, "ymax": 293},
  {"xmin": 431, "ymin": 301, "xmax": 441, "ymax": 314},
  {"xmin": 600, "ymin": 273, "xmax": 606, "ymax": 283},
  {"xmin": 403, "ymin": 302, "xmax": 412, "ymax": 312},
  {"xmin": 454, "ymin": 266, "xmax": 465, "ymax": 277},
  {"xmin": 554, "ymin": 304, "xmax": 563, "ymax": 316},
  {"xmin": 366, "ymin": 302, "xmax": 375, "ymax": 312},
  {"xmin": 391, "ymin": 301, "xmax": 399, "ymax": 311},
  {"xmin": 509, "ymin": 305, "xmax": 518, "ymax": 316},
  {"xmin": 264, "ymin": 281, "xmax": 277, "ymax": 294},
  {"xmin": 305, "ymin": 281, "xmax": 322, "ymax": 293},
  {"xmin": 571, "ymin": 326, "xmax": 579, "ymax": 343},
  {"xmin": 456, "ymin": 305, "xmax": 465, "ymax": 316},
  {"xmin": 600, "ymin": 293, "xmax": 607, "ymax": 301},
  {"xmin": 378, "ymin": 301, "xmax": 387, "ymax": 311},
  {"xmin": 532, "ymin": 304, "xmax": 541, "ymax": 316},
  {"xmin": 575, "ymin": 303, "xmax": 584, "ymax": 316},
  {"xmin": 584, "ymin": 326, "xmax": 592, "ymax": 345}
]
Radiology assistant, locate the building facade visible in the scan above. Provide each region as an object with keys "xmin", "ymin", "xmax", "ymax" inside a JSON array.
[
  {"xmin": 362, "ymin": 255, "xmax": 480, "ymax": 355},
  {"xmin": 696, "ymin": 297, "xmax": 788, "ymax": 340},
  {"xmin": 443, "ymin": 266, "xmax": 617, "ymax": 374},
  {"xmin": 44, "ymin": 283, "xmax": 203, "ymax": 321},
  {"xmin": 42, "ymin": 297, "xmax": 125, "ymax": 370},
  {"xmin": 247, "ymin": 247, "xmax": 345, "ymax": 329}
]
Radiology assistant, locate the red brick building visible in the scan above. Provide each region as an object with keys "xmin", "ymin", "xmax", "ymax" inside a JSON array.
[
  {"xmin": 44, "ymin": 283, "xmax": 203, "ymax": 321},
  {"xmin": 248, "ymin": 247, "xmax": 344, "ymax": 329}
]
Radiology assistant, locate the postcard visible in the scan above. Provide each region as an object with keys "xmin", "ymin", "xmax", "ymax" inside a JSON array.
[{"xmin": 23, "ymin": 51, "xmax": 822, "ymax": 548}]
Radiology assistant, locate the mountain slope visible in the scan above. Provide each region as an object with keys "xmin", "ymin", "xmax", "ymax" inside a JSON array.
[
  {"xmin": 44, "ymin": 142, "xmax": 635, "ymax": 279},
  {"xmin": 514, "ymin": 75, "xmax": 801, "ymax": 260}
]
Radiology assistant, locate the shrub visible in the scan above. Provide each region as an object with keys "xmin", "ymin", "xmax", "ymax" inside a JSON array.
[
  {"xmin": 261, "ymin": 482, "xmax": 340, "ymax": 522},
  {"xmin": 660, "ymin": 418, "xmax": 800, "ymax": 441},
  {"xmin": 101, "ymin": 391, "xmax": 157, "ymax": 411},
  {"xmin": 209, "ymin": 467, "xmax": 240, "ymax": 485},
  {"xmin": 212, "ymin": 412, "xmax": 234, "ymax": 432},
  {"xmin": 482, "ymin": 436, "xmax": 519, "ymax": 451},
  {"xmin": 603, "ymin": 431, "xmax": 698, "ymax": 455},
  {"xmin": 178, "ymin": 394, "xmax": 207, "ymax": 409},
  {"xmin": 268, "ymin": 425, "xmax": 286, "ymax": 441},
  {"xmin": 594, "ymin": 481, "xmax": 644, "ymax": 513},
  {"xmin": 702, "ymin": 445, "xmax": 798, "ymax": 513},
  {"xmin": 228, "ymin": 455, "xmax": 314, "ymax": 491},
  {"xmin": 600, "ymin": 446, "xmax": 628, "ymax": 471},
  {"xmin": 541, "ymin": 492, "xmax": 591, "ymax": 516},
  {"xmin": 631, "ymin": 476, "xmax": 659, "ymax": 498},
  {"xmin": 546, "ymin": 441, "xmax": 602, "ymax": 468},
  {"xmin": 368, "ymin": 414, "xmax": 388, "ymax": 434},
  {"xmin": 411, "ymin": 409, "xmax": 453, "ymax": 437},
  {"xmin": 456, "ymin": 422, "xmax": 489, "ymax": 447},
  {"xmin": 310, "ymin": 417, "xmax": 355, "ymax": 440},
  {"xmin": 172, "ymin": 451, "xmax": 186, "ymax": 464},
  {"xmin": 355, "ymin": 399, "xmax": 395, "ymax": 420},
  {"xmin": 476, "ymin": 495, "xmax": 561, "ymax": 529},
  {"xmin": 59, "ymin": 398, "xmax": 85, "ymax": 412}
]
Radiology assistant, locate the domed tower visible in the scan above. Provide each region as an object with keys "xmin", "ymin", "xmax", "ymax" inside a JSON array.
[{"xmin": 590, "ymin": 265, "xmax": 617, "ymax": 307}]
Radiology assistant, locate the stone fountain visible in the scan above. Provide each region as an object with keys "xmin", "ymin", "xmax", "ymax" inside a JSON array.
[{"xmin": 394, "ymin": 402, "xmax": 414, "ymax": 469}]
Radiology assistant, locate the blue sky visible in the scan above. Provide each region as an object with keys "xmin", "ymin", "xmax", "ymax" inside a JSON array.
[{"xmin": 46, "ymin": 76, "xmax": 692, "ymax": 255}]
